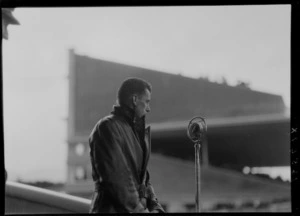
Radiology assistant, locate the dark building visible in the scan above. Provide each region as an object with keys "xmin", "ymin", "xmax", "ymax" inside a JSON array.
[{"xmin": 68, "ymin": 50, "xmax": 285, "ymax": 138}]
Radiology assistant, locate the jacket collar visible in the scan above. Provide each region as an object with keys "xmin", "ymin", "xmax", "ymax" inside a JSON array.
[
  {"xmin": 111, "ymin": 104, "xmax": 135, "ymax": 123},
  {"xmin": 111, "ymin": 105, "xmax": 145, "ymax": 127}
]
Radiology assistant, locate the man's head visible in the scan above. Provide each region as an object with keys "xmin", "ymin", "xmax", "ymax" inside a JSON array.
[
  {"xmin": 117, "ymin": 78, "xmax": 152, "ymax": 118},
  {"xmin": 2, "ymin": 8, "xmax": 20, "ymax": 40}
]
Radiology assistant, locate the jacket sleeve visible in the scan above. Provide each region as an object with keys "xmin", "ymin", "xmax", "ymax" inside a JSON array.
[
  {"xmin": 91, "ymin": 119, "xmax": 147, "ymax": 213},
  {"xmin": 145, "ymin": 171, "xmax": 165, "ymax": 213}
]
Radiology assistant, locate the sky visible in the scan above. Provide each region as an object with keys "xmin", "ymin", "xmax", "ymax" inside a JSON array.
[{"xmin": 2, "ymin": 5, "xmax": 291, "ymax": 183}]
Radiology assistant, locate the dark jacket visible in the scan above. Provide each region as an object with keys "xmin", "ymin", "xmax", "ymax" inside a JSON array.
[{"xmin": 89, "ymin": 105, "xmax": 165, "ymax": 213}]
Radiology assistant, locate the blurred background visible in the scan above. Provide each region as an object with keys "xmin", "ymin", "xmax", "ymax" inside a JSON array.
[{"xmin": 3, "ymin": 5, "xmax": 291, "ymax": 213}]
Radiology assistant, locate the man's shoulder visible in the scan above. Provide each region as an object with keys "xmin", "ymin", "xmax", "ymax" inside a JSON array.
[
  {"xmin": 96, "ymin": 114, "xmax": 114, "ymax": 126},
  {"xmin": 96, "ymin": 113, "xmax": 125, "ymax": 128},
  {"xmin": 89, "ymin": 115, "xmax": 116, "ymax": 137}
]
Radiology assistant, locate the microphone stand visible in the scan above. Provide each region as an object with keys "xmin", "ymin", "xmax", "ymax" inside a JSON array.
[
  {"xmin": 195, "ymin": 141, "xmax": 201, "ymax": 212},
  {"xmin": 187, "ymin": 117, "xmax": 206, "ymax": 213}
]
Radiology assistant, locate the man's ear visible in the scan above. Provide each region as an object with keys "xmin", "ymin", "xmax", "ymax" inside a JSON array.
[{"xmin": 132, "ymin": 95, "xmax": 138, "ymax": 106}]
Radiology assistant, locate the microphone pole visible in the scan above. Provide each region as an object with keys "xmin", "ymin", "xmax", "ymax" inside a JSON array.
[
  {"xmin": 195, "ymin": 140, "xmax": 201, "ymax": 212},
  {"xmin": 187, "ymin": 117, "xmax": 207, "ymax": 213}
]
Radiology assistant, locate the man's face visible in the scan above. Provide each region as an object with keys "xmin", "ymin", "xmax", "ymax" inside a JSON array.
[{"xmin": 133, "ymin": 89, "xmax": 151, "ymax": 118}]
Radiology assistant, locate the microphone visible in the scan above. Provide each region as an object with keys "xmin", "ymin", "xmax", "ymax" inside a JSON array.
[{"xmin": 187, "ymin": 117, "xmax": 207, "ymax": 143}]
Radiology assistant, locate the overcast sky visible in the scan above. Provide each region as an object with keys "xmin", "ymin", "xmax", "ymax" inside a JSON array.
[{"xmin": 3, "ymin": 5, "xmax": 291, "ymax": 182}]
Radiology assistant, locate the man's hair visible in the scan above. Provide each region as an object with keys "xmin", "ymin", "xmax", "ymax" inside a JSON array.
[{"xmin": 117, "ymin": 77, "xmax": 152, "ymax": 107}]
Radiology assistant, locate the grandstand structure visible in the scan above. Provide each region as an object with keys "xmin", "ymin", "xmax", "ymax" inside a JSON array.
[{"xmin": 65, "ymin": 49, "xmax": 290, "ymax": 212}]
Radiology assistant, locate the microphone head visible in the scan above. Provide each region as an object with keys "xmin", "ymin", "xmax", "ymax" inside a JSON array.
[{"xmin": 187, "ymin": 117, "xmax": 207, "ymax": 143}]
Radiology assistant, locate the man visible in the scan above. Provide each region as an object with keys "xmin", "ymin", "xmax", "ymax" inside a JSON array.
[
  {"xmin": 2, "ymin": 8, "xmax": 20, "ymax": 185},
  {"xmin": 89, "ymin": 77, "xmax": 165, "ymax": 213}
]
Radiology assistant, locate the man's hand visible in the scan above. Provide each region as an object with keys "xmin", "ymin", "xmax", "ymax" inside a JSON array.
[
  {"xmin": 150, "ymin": 210, "xmax": 161, "ymax": 213},
  {"xmin": 143, "ymin": 208, "xmax": 150, "ymax": 213}
]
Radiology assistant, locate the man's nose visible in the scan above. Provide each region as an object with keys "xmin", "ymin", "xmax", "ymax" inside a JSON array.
[{"xmin": 146, "ymin": 106, "xmax": 151, "ymax": 113}]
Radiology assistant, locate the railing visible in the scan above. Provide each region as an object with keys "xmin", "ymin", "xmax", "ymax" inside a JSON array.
[{"xmin": 5, "ymin": 181, "xmax": 91, "ymax": 214}]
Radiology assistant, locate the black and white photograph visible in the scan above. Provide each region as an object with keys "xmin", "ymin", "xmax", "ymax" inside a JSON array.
[{"xmin": 3, "ymin": 4, "xmax": 293, "ymax": 213}]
